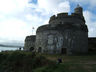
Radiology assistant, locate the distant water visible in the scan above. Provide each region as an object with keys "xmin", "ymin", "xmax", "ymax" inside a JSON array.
[{"xmin": 0, "ymin": 47, "xmax": 19, "ymax": 52}]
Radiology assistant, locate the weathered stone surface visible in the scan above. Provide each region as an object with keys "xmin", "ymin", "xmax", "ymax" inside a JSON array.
[{"xmin": 24, "ymin": 35, "xmax": 36, "ymax": 51}]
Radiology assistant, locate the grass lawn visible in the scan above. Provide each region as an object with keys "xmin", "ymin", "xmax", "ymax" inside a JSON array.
[{"xmin": 34, "ymin": 54, "xmax": 96, "ymax": 72}]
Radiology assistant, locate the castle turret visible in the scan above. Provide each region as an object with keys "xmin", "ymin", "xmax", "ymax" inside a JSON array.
[
  {"xmin": 26, "ymin": 5, "xmax": 88, "ymax": 55},
  {"xmin": 74, "ymin": 4, "xmax": 83, "ymax": 15}
]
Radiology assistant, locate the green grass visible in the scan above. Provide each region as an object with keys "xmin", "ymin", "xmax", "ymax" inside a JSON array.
[
  {"xmin": 0, "ymin": 51, "xmax": 54, "ymax": 72},
  {"xmin": 33, "ymin": 54, "xmax": 96, "ymax": 72},
  {"xmin": 34, "ymin": 64, "xmax": 96, "ymax": 72}
]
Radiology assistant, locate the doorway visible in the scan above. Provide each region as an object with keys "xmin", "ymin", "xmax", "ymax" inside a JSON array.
[
  {"xmin": 61, "ymin": 48, "xmax": 67, "ymax": 54},
  {"xmin": 29, "ymin": 47, "xmax": 34, "ymax": 51},
  {"xmin": 38, "ymin": 47, "xmax": 42, "ymax": 53}
]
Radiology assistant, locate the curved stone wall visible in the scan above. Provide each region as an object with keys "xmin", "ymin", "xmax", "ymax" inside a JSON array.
[
  {"xmin": 64, "ymin": 30, "xmax": 88, "ymax": 55},
  {"xmin": 24, "ymin": 35, "xmax": 36, "ymax": 51},
  {"xmin": 49, "ymin": 17, "xmax": 85, "ymax": 25},
  {"xmin": 35, "ymin": 30, "xmax": 63, "ymax": 54},
  {"xmin": 36, "ymin": 24, "xmax": 88, "ymax": 55}
]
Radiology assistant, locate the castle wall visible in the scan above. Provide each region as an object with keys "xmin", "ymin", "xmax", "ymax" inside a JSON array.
[
  {"xmin": 24, "ymin": 40, "xmax": 35, "ymax": 51},
  {"xmin": 88, "ymin": 38, "xmax": 96, "ymax": 52},
  {"xmin": 63, "ymin": 30, "xmax": 88, "ymax": 55},
  {"xmin": 36, "ymin": 28, "xmax": 88, "ymax": 55},
  {"xmin": 49, "ymin": 17, "xmax": 84, "ymax": 25},
  {"xmin": 24, "ymin": 35, "xmax": 36, "ymax": 51},
  {"xmin": 35, "ymin": 30, "xmax": 63, "ymax": 54}
]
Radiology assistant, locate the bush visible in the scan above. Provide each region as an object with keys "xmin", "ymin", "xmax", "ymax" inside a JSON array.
[{"xmin": 0, "ymin": 51, "xmax": 53, "ymax": 72}]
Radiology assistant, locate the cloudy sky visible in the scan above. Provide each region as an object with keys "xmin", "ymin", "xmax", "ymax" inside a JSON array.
[{"xmin": 0, "ymin": 0, "xmax": 96, "ymax": 45}]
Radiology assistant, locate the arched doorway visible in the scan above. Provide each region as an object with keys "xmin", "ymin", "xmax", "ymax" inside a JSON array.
[
  {"xmin": 61, "ymin": 48, "xmax": 67, "ymax": 54},
  {"xmin": 29, "ymin": 47, "xmax": 34, "ymax": 51},
  {"xmin": 38, "ymin": 47, "xmax": 42, "ymax": 53}
]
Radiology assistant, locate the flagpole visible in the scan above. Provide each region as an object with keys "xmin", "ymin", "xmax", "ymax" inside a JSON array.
[{"xmin": 32, "ymin": 27, "xmax": 34, "ymax": 35}]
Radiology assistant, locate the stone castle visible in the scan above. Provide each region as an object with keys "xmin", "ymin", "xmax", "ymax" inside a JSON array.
[{"xmin": 24, "ymin": 5, "xmax": 89, "ymax": 55}]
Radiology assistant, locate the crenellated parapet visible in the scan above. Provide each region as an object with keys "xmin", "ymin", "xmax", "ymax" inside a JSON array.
[
  {"xmin": 49, "ymin": 4, "xmax": 85, "ymax": 24},
  {"xmin": 50, "ymin": 15, "xmax": 56, "ymax": 21},
  {"xmin": 49, "ymin": 13, "xmax": 85, "ymax": 24},
  {"xmin": 25, "ymin": 35, "xmax": 36, "ymax": 42},
  {"xmin": 57, "ymin": 13, "xmax": 68, "ymax": 17}
]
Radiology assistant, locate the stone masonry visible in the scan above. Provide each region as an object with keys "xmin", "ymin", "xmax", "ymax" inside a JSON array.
[{"xmin": 24, "ymin": 35, "xmax": 36, "ymax": 51}]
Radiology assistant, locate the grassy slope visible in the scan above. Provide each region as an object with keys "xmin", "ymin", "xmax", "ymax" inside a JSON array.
[
  {"xmin": 34, "ymin": 54, "xmax": 96, "ymax": 72},
  {"xmin": 34, "ymin": 64, "xmax": 96, "ymax": 72},
  {"xmin": 0, "ymin": 51, "xmax": 96, "ymax": 72}
]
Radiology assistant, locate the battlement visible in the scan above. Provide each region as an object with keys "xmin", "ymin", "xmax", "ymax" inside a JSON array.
[
  {"xmin": 25, "ymin": 35, "xmax": 36, "ymax": 42},
  {"xmin": 50, "ymin": 15, "xmax": 56, "ymax": 21},
  {"xmin": 49, "ymin": 12, "xmax": 84, "ymax": 23},
  {"xmin": 49, "ymin": 13, "xmax": 69, "ymax": 21},
  {"xmin": 49, "ymin": 5, "xmax": 85, "ymax": 24},
  {"xmin": 57, "ymin": 13, "xmax": 68, "ymax": 17}
]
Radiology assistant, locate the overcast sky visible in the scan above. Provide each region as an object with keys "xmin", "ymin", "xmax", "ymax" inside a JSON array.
[{"xmin": 0, "ymin": 0, "xmax": 96, "ymax": 44}]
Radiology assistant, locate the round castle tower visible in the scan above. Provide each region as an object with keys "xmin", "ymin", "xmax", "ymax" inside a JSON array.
[
  {"xmin": 24, "ymin": 35, "xmax": 36, "ymax": 51},
  {"xmin": 35, "ymin": 5, "xmax": 88, "ymax": 55}
]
